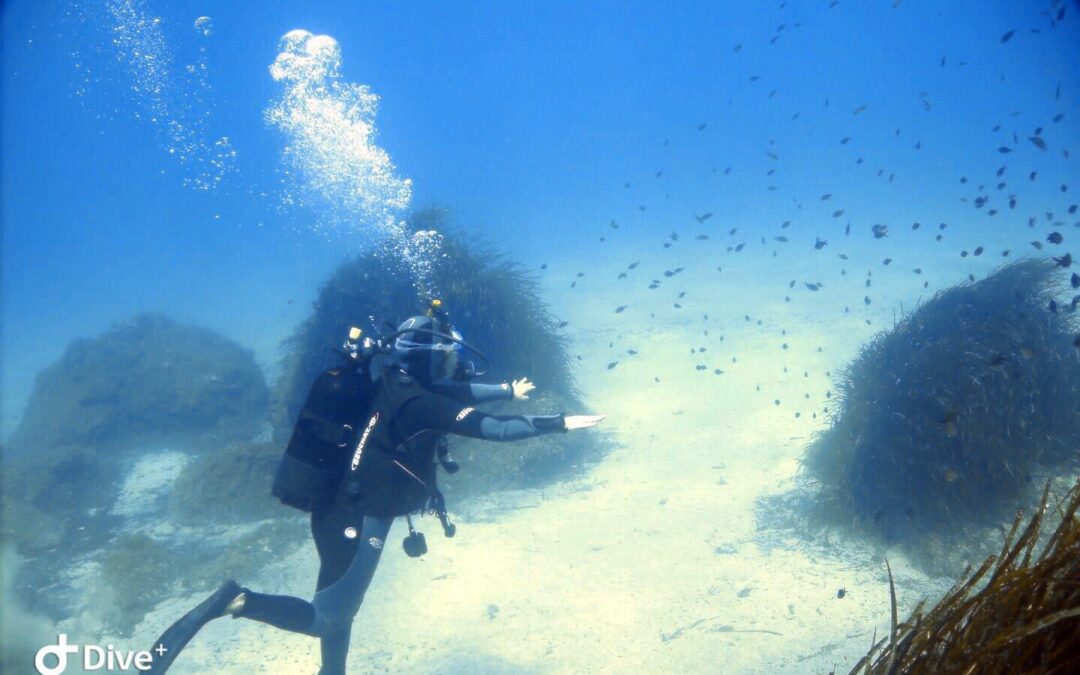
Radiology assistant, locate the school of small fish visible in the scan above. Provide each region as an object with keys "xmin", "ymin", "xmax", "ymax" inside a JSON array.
[{"xmin": 536, "ymin": 0, "xmax": 1079, "ymax": 420}]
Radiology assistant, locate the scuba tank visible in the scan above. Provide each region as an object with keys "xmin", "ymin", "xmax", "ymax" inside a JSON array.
[{"xmin": 272, "ymin": 327, "xmax": 378, "ymax": 512}]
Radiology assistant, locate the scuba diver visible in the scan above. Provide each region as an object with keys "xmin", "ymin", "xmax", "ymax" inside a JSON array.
[{"xmin": 146, "ymin": 300, "xmax": 604, "ymax": 674}]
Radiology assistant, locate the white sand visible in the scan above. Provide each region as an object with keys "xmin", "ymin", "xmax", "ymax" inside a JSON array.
[{"xmin": 112, "ymin": 451, "xmax": 191, "ymax": 518}]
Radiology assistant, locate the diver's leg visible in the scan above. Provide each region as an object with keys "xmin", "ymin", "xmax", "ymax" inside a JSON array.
[
  {"xmin": 230, "ymin": 506, "xmax": 359, "ymax": 635},
  {"xmin": 310, "ymin": 515, "xmax": 394, "ymax": 675},
  {"xmin": 144, "ymin": 580, "xmax": 242, "ymax": 674},
  {"xmin": 312, "ymin": 505, "xmax": 361, "ymax": 591}
]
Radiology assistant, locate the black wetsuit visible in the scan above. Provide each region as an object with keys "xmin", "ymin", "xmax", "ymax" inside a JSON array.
[{"xmin": 234, "ymin": 370, "xmax": 565, "ymax": 675}]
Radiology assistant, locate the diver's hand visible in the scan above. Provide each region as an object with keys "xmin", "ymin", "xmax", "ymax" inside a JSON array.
[
  {"xmin": 564, "ymin": 414, "xmax": 605, "ymax": 431},
  {"xmin": 512, "ymin": 378, "xmax": 535, "ymax": 400}
]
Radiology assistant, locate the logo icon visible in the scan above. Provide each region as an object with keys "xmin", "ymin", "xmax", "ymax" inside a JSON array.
[{"xmin": 35, "ymin": 634, "xmax": 78, "ymax": 675}]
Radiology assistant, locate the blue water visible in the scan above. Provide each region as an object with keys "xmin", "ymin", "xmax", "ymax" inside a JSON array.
[
  {"xmin": 4, "ymin": 2, "xmax": 1078, "ymax": 439},
  {"xmin": 3, "ymin": 2, "xmax": 1080, "ymax": 672}
]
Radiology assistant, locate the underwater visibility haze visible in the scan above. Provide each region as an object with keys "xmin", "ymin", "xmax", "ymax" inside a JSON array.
[{"xmin": 3, "ymin": 1, "xmax": 1080, "ymax": 673}]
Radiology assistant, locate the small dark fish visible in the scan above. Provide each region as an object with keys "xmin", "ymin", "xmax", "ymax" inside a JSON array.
[
  {"xmin": 1029, "ymin": 136, "xmax": 1047, "ymax": 150},
  {"xmin": 558, "ymin": 321, "xmax": 569, "ymax": 328},
  {"xmin": 615, "ymin": 305, "xmax": 628, "ymax": 314},
  {"xmin": 883, "ymin": 258, "xmax": 893, "ymax": 265},
  {"xmin": 912, "ymin": 222, "xmax": 921, "ymax": 230},
  {"xmin": 576, "ymin": 272, "xmax": 585, "ymax": 277},
  {"xmin": 1031, "ymin": 241, "xmax": 1044, "ymax": 250},
  {"xmin": 853, "ymin": 104, "xmax": 867, "ymax": 115},
  {"xmin": 1049, "ymin": 300, "xmax": 1059, "ymax": 314},
  {"xmin": 1048, "ymin": 232, "xmax": 1064, "ymax": 244},
  {"xmin": 1000, "ymin": 29, "xmax": 1014, "ymax": 43},
  {"xmin": 1053, "ymin": 113, "xmax": 1065, "ymax": 123},
  {"xmin": 733, "ymin": 43, "xmax": 743, "ymax": 53},
  {"xmin": 864, "ymin": 296, "xmax": 872, "ymax": 306},
  {"xmin": 697, "ymin": 122, "xmax": 707, "ymax": 131},
  {"xmin": 1070, "ymin": 273, "xmax": 1079, "ymax": 289},
  {"xmin": 837, "ymin": 588, "xmax": 847, "ymax": 599},
  {"xmin": 805, "ymin": 282, "xmax": 820, "ymax": 291},
  {"xmin": 1074, "ymin": 335, "xmax": 1080, "ymax": 349},
  {"xmin": 1053, "ymin": 253, "xmax": 1072, "ymax": 268},
  {"xmin": 840, "ymin": 137, "xmax": 851, "ymax": 144},
  {"xmin": 832, "ymin": 210, "xmax": 845, "ymax": 218},
  {"xmin": 821, "ymin": 193, "xmax": 831, "ymax": 201},
  {"xmin": 735, "ymin": 243, "xmax": 745, "ymax": 252},
  {"xmin": 974, "ymin": 246, "xmax": 984, "ymax": 256},
  {"xmin": 1030, "ymin": 170, "xmax": 1038, "ymax": 181},
  {"xmin": 872, "ymin": 224, "xmax": 889, "ymax": 239},
  {"xmin": 627, "ymin": 349, "xmax": 638, "ymax": 355},
  {"xmin": 694, "ymin": 212, "xmax": 713, "ymax": 223},
  {"xmin": 775, "ymin": 236, "xmax": 789, "ymax": 243},
  {"xmin": 696, "ymin": 234, "xmax": 709, "ymax": 241},
  {"xmin": 998, "ymin": 146, "xmax": 1013, "ymax": 154},
  {"xmin": 609, "ymin": 220, "xmax": 619, "ymax": 229},
  {"xmin": 606, "ymin": 361, "xmax": 619, "ymax": 370},
  {"xmin": 541, "ymin": 263, "xmax": 548, "ymax": 270},
  {"xmin": 815, "ymin": 237, "xmax": 828, "ymax": 250},
  {"xmin": 628, "ymin": 261, "xmax": 639, "ymax": 269},
  {"xmin": 988, "ymin": 352, "xmax": 1006, "ymax": 366},
  {"xmin": 839, "ymin": 253, "xmax": 849, "ymax": 260}
]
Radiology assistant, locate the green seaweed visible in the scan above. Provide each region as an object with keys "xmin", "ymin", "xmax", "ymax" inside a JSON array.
[
  {"xmin": 803, "ymin": 259, "xmax": 1080, "ymax": 551},
  {"xmin": 100, "ymin": 533, "xmax": 180, "ymax": 635},
  {"xmin": 854, "ymin": 477, "xmax": 1080, "ymax": 674},
  {"xmin": 167, "ymin": 441, "xmax": 281, "ymax": 526}
]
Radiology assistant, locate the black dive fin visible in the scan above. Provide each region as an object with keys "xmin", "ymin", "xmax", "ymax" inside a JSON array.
[{"xmin": 145, "ymin": 579, "xmax": 241, "ymax": 674}]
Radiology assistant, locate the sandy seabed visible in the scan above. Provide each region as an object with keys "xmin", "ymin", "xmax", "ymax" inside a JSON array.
[{"xmin": 122, "ymin": 247, "xmax": 979, "ymax": 675}]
